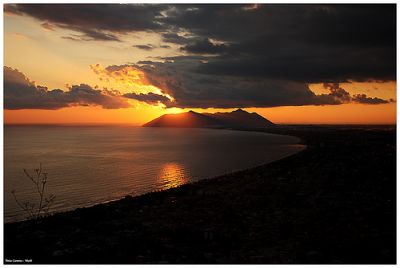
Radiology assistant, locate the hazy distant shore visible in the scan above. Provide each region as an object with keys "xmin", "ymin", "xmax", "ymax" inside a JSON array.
[{"xmin": 4, "ymin": 125, "xmax": 396, "ymax": 264}]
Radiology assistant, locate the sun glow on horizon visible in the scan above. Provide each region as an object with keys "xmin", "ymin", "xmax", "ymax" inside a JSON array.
[{"xmin": 3, "ymin": 5, "xmax": 396, "ymax": 125}]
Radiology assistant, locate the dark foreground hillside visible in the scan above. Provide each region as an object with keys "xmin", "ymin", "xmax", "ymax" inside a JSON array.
[{"xmin": 4, "ymin": 126, "xmax": 396, "ymax": 264}]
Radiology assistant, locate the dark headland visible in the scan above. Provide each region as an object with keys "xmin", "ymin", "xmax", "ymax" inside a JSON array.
[
  {"xmin": 4, "ymin": 123, "xmax": 396, "ymax": 264},
  {"xmin": 143, "ymin": 109, "xmax": 274, "ymax": 128}
]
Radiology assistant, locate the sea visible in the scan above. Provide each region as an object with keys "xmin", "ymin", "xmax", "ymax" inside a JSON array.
[{"xmin": 4, "ymin": 125, "xmax": 305, "ymax": 222}]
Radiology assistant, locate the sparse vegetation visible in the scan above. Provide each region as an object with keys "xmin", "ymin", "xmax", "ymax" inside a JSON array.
[{"xmin": 11, "ymin": 164, "xmax": 55, "ymax": 220}]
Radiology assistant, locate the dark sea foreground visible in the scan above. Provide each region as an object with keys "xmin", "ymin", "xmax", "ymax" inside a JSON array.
[{"xmin": 4, "ymin": 125, "xmax": 396, "ymax": 264}]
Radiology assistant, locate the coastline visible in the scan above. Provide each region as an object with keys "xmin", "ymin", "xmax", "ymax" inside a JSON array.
[
  {"xmin": 4, "ymin": 125, "xmax": 396, "ymax": 264},
  {"xmin": 4, "ymin": 127, "xmax": 304, "ymax": 223}
]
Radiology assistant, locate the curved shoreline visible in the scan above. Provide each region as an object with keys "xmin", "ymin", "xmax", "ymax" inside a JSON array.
[
  {"xmin": 5, "ymin": 126, "xmax": 396, "ymax": 264},
  {"xmin": 67, "ymin": 135, "xmax": 306, "ymax": 220},
  {"xmin": 5, "ymin": 128, "xmax": 305, "ymax": 224}
]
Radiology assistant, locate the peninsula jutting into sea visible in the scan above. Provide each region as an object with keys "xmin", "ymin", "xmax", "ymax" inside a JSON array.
[
  {"xmin": 143, "ymin": 109, "xmax": 274, "ymax": 128},
  {"xmin": 4, "ymin": 116, "xmax": 303, "ymax": 223},
  {"xmin": 4, "ymin": 123, "xmax": 395, "ymax": 264},
  {"xmin": 4, "ymin": 3, "xmax": 396, "ymax": 265}
]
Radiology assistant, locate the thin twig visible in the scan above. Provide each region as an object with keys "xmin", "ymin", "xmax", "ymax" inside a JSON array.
[
  {"xmin": 11, "ymin": 191, "xmax": 34, "ymax": 219},
  {"xmin": 12, "ymin": 165, "xmax": 55, "ymax": 220}
]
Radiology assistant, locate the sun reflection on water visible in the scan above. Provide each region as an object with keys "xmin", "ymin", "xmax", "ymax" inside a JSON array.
[{"xmin": 157, "ymin": 162, "xmax": 188, "ymax": 190}]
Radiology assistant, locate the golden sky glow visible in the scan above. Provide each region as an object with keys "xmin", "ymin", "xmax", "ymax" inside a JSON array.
[{"xmin": 4, "ymin": 7, "xmax": 397, "ymax": 125}]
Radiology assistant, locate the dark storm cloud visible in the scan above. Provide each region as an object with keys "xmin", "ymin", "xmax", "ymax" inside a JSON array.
[
  {"xmin": 98, "ymin": 62, "xmax": 378, "ymax": 109},
  {"xmin": 5, "ymin": 4, "xmax": 166, "ymax": 41},
  {"xmin": 6, "ymin": 4, "xmax": 395, "ymax": 83},
  {"xmin": 103, "ymin": 61, "xmax": 393, "ymax": 109},
  {"xmin": 123, "ymin": 92, "xmax": 172, "ymax": 105},
  {"xmin": 162, "ymin": 4, "xmax": 396, "ymax": 83},
  {"xmin": 7, "ymin": 4, "xmax": 396, "ymax": 108},
  {"xmin": 4, "ymin": 67, "xmax": 130, "ymax": 109},
  {"xmin": 162, "ymin": 4, "xmax": 395, "ymax": 47}
]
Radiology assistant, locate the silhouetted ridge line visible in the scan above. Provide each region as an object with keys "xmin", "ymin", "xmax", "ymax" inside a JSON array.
[{"xmin": 143, "ymin": 109, "xmax": 274, "ymax": 128}]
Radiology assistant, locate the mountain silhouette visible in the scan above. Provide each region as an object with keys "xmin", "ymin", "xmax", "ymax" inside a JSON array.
[{"xmin": 143, "ymin": 109, "xmax": 274, "ymax": 128}]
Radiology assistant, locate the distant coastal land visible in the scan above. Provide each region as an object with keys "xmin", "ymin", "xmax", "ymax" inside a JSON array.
[
  {"xmin": 4, "ymin": 125, "xmax": 396, "ymax": 264},
  {"xmin": 143, "ymin": 109, "xmax": 274, "ymax": 128}
]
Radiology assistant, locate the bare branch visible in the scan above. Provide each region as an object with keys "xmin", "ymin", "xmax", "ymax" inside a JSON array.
[{"xmin": 13, "ymin": 165, "xmax": 56, "ymax": 220}]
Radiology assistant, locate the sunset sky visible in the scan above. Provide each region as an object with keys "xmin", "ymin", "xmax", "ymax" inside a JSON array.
[{"xmin": 4, "ymin": 4, "xmax": 396, "ymax": 125}]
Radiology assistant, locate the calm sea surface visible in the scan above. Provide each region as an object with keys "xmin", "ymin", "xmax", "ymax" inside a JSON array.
[{"xmin": 4, "ymin": 125, "xmax": 304, "ymax": 222}]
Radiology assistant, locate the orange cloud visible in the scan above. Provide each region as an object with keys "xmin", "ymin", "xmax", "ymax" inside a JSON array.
[
  {"xmin": 90, "ymin": 64, "xmax": 148, "ymax": 85},
  {"xmin": 90, "ymin": 64, "xmax": 174, "ymax": 105}
]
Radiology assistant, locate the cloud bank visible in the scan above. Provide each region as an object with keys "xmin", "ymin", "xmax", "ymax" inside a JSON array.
[
  {"xmin": 5, "ymin": 4, "xmax": 396, "ymax": 109},
  {"xmin": 6, "ymin": 4, "xmax": 395, "ymax": 83},
  {"xmin": 4, "ymin": 67, "xmax": 130, "ymax": 109},
  {"xmin": 99, "ymin": 62, "xmax": 392, "ymax": 109}
]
